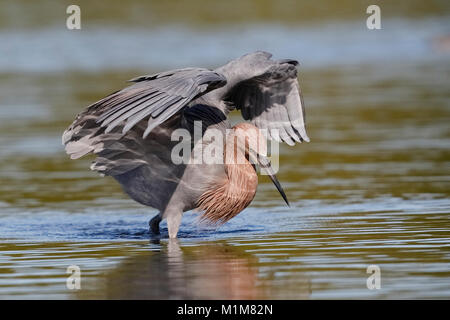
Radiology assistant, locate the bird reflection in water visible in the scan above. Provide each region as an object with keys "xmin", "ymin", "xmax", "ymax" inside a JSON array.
[{"xmin": 88, "ymin": 240, "xmax": 267, "ymax": 299}]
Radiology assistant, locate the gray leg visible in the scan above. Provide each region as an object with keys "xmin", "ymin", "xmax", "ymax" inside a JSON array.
[
  {"xmin": 149, "ymin": 213, "xmax": 162, "ymax": 235},
  {"xmin": 167, "ymin": 212, "xmax": 183, "ymax": 239}
]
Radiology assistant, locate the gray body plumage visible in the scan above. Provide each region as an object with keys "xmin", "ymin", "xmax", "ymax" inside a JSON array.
[{"xmin": 63, "ymin": 51, "xmax": 309, "ymax": 238}]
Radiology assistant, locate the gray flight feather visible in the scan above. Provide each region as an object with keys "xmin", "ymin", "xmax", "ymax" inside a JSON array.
[
  {"xmin": 206, "ymin": 51, "xmax": 309, "ymax": 145},
  {"xmin": 89, "ymin": 68, "xmax": 227, "ymax": 137}
]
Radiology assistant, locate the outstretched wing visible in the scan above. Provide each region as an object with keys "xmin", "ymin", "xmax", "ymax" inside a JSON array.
[
  {"xmin": 99, "ymin": 68, "xmax": 226, "ymax": 138},
  {"xmin": 62, "ymin": 68, "xmax": 226, "ymax": 162},
  {"xmin": 224, "ymin": 58, "xmax": 309, "ymax": 146},
  {"xmin": 68, "ymin": 68, "xmax": 226, "ymax": 140}
]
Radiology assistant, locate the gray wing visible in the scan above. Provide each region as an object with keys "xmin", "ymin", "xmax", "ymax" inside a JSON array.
[
  {"xmin": 224, "ymin": 59, "xmax": 309, "ymax": 146},
  {"xmin": 90, "ymin": 68, "xmax": 226, "ymax": 138},
  {"xmin": 62, "ymin": 68, "xmax": 226, "ymax": 163}
]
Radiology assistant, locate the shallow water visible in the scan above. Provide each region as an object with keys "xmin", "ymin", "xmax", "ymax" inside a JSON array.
[{"xmin": 0, "ymin": 2, "xmax": 450, "ymax": 299}]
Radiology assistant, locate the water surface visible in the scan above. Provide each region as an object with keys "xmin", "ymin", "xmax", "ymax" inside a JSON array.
[{"xmin": 0, "ymin": 3, "xmax": 449, "ymax": 299}]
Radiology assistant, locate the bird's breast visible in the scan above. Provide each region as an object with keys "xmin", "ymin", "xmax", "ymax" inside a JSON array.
[{"xmin": 196, "ymin": 160, "xmax": 258, "ymax": 224}]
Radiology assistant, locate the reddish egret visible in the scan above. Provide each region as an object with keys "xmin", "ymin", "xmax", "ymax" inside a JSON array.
[{"xmin": 63, "ymin": 51, "xmax": 309, "ymax": 238}]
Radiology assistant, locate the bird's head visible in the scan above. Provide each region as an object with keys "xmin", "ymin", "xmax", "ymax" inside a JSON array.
[{"xmin": 230, "ymin": 123, "xmax": 289, "ymax": 207}]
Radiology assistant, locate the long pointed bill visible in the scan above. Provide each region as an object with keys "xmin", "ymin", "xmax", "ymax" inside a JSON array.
[{"xmin": 251, "ymin": 152, "xmax": 290, "ymax": 207}]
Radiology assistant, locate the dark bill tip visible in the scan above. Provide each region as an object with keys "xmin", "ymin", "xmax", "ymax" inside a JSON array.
[
  {"xmin": 256, "ymin": 153, "xmax": 290, "ymax": 207},
  {"xmin": 268, "ymin": 173, "xmax": 290, "ymax": 207}
]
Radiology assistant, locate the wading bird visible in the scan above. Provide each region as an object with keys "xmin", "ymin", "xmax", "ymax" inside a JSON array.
[{"xmin": 63, "ymin": 51, "xmax": 309, "ymax": 238}]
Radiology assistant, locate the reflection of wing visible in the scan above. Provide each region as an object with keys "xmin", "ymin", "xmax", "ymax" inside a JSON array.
[
  {"xmin": 224, "ymin": 59, "xmax": 309, "ymax": 146},
  {"xmin": 83, "ymin": 68, "xmax": 226, "ymax": 138}
]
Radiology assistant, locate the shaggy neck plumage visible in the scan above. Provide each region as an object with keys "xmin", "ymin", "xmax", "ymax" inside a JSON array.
[{"xmin": 196, "ymin": 134, "xmax": 258, "ymax": 224}]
